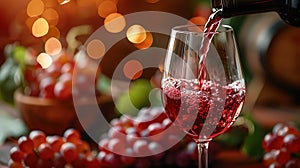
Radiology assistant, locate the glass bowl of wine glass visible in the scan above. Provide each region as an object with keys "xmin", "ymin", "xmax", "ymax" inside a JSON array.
[{"xmin": 161, "ymin": 24, "xmax": 246, "ymax": 168}]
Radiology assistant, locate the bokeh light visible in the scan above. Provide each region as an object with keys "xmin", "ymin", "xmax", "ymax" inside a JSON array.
[
  {"xmin": 134, "ymin": 31, "xmax": 153, "ymax": 49},
  {"xmin": 98, "ymin": 0, "xmax": 117, "ymax": 18},
  {"xmin": 32, "ymin": 18, "xmax": 49, "ymax": 37},
  {"xmin": 188, "ymin": 16, "xmax": 207, "ymax": 25},
  {"xmin": 37, "ymin": 53, "xmax": 53, "ymax": 69},
  {"xmin": 27, "ymin": 0, "xmax": 45, "ymax": 17},
  {"xmin": 45, "ymin": 37, "xmax": 62, "ymax": 55},
  {"xmin": 86, "ymin": 39, "xmax": 106, "ymax": 59},
  {"xmin": 42, "ymin": 8, "xmax": 59, "ymax": 26},
  {"xmin": 58, "ymin": 0, "xmax": 71, "ymax": 5},
  {"xmin": 123, "ymin": 60, "xmax": 143, "ymax": 80},
  {"xmin": 126, "ymin": 25, "xmax": 147, "ymax": 44},
  {"xmin": 104, "ymin": 13, "xmax": 126, "ymax": 33}
]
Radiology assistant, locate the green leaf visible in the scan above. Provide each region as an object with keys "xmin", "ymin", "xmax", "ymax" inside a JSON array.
[
  {"xmin": 0, "ymin": 44, "xmax": 26, "ymax": 104},
  {"xmin": 13, "ymin": 46, "xmax": 26, "ymax": 64},
  {"xmin": 96, "ymin": 74, "xmax": 112, "ymax": 95},
  {"xmin": 241, "ymin": 114, "xmax": 266, "ymax": 160},
  {"xmin": 0, "ymin": 102, "xmax": 27, "ymax": 145}
]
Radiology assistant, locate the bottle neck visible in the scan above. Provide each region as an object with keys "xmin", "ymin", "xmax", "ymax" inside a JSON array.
[{"xmin": 214, "ymin": 0, "xmax": 280, "ymax": 18}]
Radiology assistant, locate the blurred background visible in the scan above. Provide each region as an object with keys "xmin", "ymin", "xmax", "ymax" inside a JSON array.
[
  {"xmin": 0, "ymin": 0, "xmax": 300, "ymax": 167},
  {"xmin": 1, "ymin": 0, "xmax": 299, "ymax": 125}
]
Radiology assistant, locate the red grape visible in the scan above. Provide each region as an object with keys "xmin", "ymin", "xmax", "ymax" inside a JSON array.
[
  {"xmin": 147, "ymin": 122, "xmax": 165, "ymax": 141},
  {"xmin": 9, "ymin": 146, "xmax": 24, "ymax": 163},
  {"xmin": 275, "ymin": 148, "xmax": 290, "ymax": 166},
  {"xmin": 107, "ymin": 126, "xmax": 126, "ymax": 141},
  {"xmin": 283, "ymin": 134, "xmax": 300, "ymax": 153},
  {"xmin": 262, "ymin": 133, "xmax": 284, "ymax": 151},
  {"xmin": 54, "ymin": 78, "xmax": 72, "ymax": 100},
  {"xmin": 37, "ymin": 143, "xmax": 54, "ymax": 160},
  {"xmin": 46, "ymin": 135, "xmax": 65, "ymax": 152},
  {"xmin": 52, "ymin": 153, "xmax": 66, "ymax": 168},
  {"xmin": 9, "ymin": 128, "xmax": 102, "ymax": 168},
  {"xmin": 45, "ymin": 62, "xmax": 61, "ymax": 79},
  {"xmin": 8, "ymin": 159, "xmax": 24, "ymax": 168},
  {"xmin": 60, "ymin": 142, "xmax": 78, "ymax": 163},
  {"xmin": 23, "ymin": 153, "xmax": 38, "ymax": 168},
  {"xmin": 133, "ymin": 140, "xmax": 151, "ymax": 156},
  {"xmin": 18, "ymin": 136, "xmax": 34, "ymax": 154},
  {"xmin": 284, "ymin": 159, "xmax": 299, "ymax": 168},
  {"xmin": 39, "ymin": 77, "xmax": 55, "ymax": 99},
  {"xmin": 108, "ymin": 138, "xmax": 126, "ymax": 154},
  {"xmin": 61, "ymin": 62, "xmax": 74, "ymax": 74},
  {"xmin": 263, "ymin": 122, "xmax": 300, "ymax": 168},
  {"xmin": 64, "ymin": 128, "xmax": 81, "ymax": 143},
  {"xmin": 29, "ymin": 130, "xmax": 47, "ymax": 148},
  {"xmin": 76, "ymin": 140, "xmax": 91, "ymax": 155},
  {"xmin": 36, "ymin": 158, "xmax": 52, "ymax": 168},
  {"xmin": 85, "ymin": 156, "xmax": 101, "ymax": 168},
  {"xmin": 120, "ymin": 148, "xmax": 136, "ymax": 165}
]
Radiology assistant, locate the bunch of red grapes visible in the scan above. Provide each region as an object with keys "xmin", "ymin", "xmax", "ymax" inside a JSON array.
[
  {"xmin": 9, "ymin": 107, "xmax": 203, "ymax": 168},
  {"xmin": 23, "ymin": 53, "xmax": 96, "ymax": 100},
  {"xmin": 9, "ymin": 129, "xmax": 100, "ymax": 168},
  {"xmin": 262, "ymin": 122, "xmax": 300, "ymax": 168},
  {"xmin": 97, "ymin": 107, "xmax": 199, "ymax": 168}
]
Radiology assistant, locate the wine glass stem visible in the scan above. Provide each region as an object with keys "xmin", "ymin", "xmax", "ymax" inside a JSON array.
[{"xmin": 197, "ymin": 141, "xmax": 210, "ymax": 168}]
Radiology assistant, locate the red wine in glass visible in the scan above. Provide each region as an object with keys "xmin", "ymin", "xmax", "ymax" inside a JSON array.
[
  {"xmin": 162, "ymin": 9, "xmax": 245, "ymax": 168},
  {"xmin": 162, "ymin": 78, "xmax": 246, "ymax": 141}
]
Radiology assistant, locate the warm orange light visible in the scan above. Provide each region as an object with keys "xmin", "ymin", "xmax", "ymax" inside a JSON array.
[
  {"xmin": 45, "ymin": 37, "xmax": 62, "ymax": 55},
  {"xmin": 86, "ymin": 39, "xmax": 106, "ymax": 59},
  {"xmin": 27, "ymin": 0, "xmax": 45, "ymax": 17},
  {"xmin": 32, "ymin": 18, "xmax": 49, "ymax": 37},
  {"xmin": 123, "ymin": 60, "xmax": 143, "ymax": 80},
  {"xmin": 126, "ymin": 25, "xmax": 147, "ymax": 44},
  {"xmin": 104, "ymin": 13, "xmax": 126, "ymax": 33},
  {"xmin": 134, "ymin": 31, "xmax": 153, "ymax": 50},
  {"xmin": 44, "ymin": 0, "xmax": 57, "ymax": 7},
  {"xmin": 42, "ymin": 26, "xmax": 61, "ymax": 42},
  {"xmin": 58, "ymin": 0, "xmax": 71, "ymax": 5},
  {"xmin": 37, "ymin": 53, "xmax": 53, "ymax": 69},
  {"xmin": 96, "ymin": 0, "xmax": 118, "ymax": 6},
  {"xmin": 42, "ymin": 8, "xmax": 59, "ymax": 26},
  {"xmin": 77, "ymin": 0, "xmax": 95, "ymax": 7},
  {"xmin": 158, "ymin": 63, "xmax": 163, "ymax": 72},
  {"xmin": 188, "ymin": 16, "xmax": 207, "ymax": 26},
  {"xmin": 145, "ymin": 0, "xmax": 160, "ymax": 3},
  {"xmin": 97, "ymin": 0, "xmax": 117, "ymax": 18}
]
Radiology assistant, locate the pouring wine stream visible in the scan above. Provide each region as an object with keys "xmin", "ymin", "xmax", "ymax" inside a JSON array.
[{"xmin": 199, "ymin": 9, "xmax": 223, "ymax": 85}]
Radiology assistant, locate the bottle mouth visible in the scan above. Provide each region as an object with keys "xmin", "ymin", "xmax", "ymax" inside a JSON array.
[{"xmin": 212, "ymin": 0, "xmax": 222, "ymax": 9}]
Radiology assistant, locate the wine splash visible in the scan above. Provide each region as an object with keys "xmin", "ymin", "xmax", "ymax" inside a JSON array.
[{"xmin": 162, "ymin": 78, "xmax": 246, "ymax": 141}]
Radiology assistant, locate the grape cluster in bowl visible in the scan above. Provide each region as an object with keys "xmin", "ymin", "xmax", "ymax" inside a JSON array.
[
  {"xmin": 262, "ymin": 122, "xmax": 300, "ymax": 168},
  {"xmin": 23, "ymin": 52, "xmax": 97, "ymax": 100}
]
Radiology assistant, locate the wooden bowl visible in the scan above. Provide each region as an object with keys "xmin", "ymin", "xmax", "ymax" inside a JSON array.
[{"xmin": 14, "ymin": 89, "xmax": 115, "ymax": 135}]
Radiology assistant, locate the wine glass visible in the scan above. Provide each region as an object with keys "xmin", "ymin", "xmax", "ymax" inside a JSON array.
[{"xmin": 161, "ymin": 24, "xmax": 246, "ymax": 168}]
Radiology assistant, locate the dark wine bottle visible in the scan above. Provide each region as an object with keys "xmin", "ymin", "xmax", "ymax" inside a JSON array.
[{"xmin": 212, "ymin": 0, "xmax": 300, "ymax": 27}]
